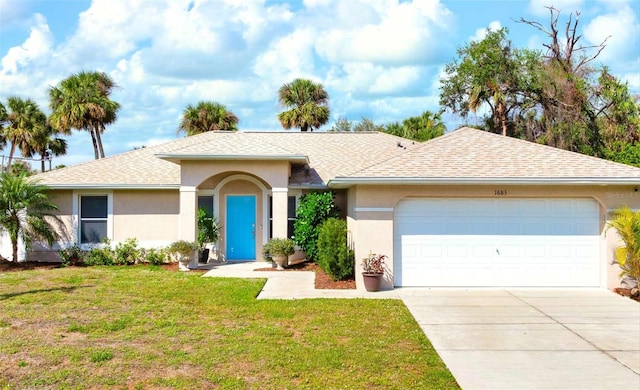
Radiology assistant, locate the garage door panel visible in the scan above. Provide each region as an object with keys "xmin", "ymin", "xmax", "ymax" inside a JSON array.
[{"xmin": 394, "ymin": 198, "xmax": 600, "ymax": 287}]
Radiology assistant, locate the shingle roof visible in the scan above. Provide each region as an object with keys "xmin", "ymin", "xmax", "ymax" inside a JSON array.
[
  {"xmin": 33, "ymin": 131, "xmax": 416, "ymax": 188},
  {"xmin": 333, "ymin": 127, "xmax": 640, "ymax": 184},
  {"xmin": 33, "ymin": 127, "xmax": 640, "ymax": 189}
]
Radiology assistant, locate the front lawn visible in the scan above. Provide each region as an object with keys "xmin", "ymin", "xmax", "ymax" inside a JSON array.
[{"xmin": 0, "ymin": 266, "xmax": 458, "ymax": 389}]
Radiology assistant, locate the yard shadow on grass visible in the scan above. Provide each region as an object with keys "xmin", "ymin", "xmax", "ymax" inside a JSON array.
[{"xmin": 0, "ymin": 285, "xmax": 96, "ymax": 301}]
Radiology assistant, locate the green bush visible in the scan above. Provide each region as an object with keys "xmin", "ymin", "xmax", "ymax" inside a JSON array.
[
  {"xmin": 316, "ymin": 218, "xmax": 354, "ymax": 281},
  {"xmin": 114, "ymin": 238, "xmax": 141, "ymax": 265},
  {"xmin": 58, "ymin": 244, "xmax": 85, "ymax": 267},
  {"xmin": 144, "ymin": 248, "xmax": 167, "ymax": 265},
  {"xmin": 84, "ymin": 239, "xmax": 115, "ymax": 266},
  {"xmin": 293, "ymin": 191, "xmax": 339, "ymax": 262}
]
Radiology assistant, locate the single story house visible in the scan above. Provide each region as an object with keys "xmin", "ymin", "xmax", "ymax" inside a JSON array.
[{"xmin": 25, "ymin": 127, "xmax": 640, "ymax": 290}]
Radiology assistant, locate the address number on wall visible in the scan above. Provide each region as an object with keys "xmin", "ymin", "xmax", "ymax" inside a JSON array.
[{"xmin": 494, "ymin": 190, "xmax": 508, "ymax": 196}]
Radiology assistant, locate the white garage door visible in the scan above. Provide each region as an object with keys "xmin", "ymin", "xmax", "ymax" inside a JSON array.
[{"xmin": 394, "ymin": 198, "xmax": 600, "ymax": 287}]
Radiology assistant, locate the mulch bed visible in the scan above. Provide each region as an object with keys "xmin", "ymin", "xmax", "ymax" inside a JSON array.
[
  {"xmin": 0, "ymin": 260, "xmax": 59, "ymax": 272},
  {"xmin": 613, "ymin": 287, "xmax": 640, "ymax": 302},
  {"xmin": 0, "ymin": 260, "xmax": 356, "ymax": 290},
  {"xmin": 254, "ymin": 261, "xmax": 356, "ymax": 289}
]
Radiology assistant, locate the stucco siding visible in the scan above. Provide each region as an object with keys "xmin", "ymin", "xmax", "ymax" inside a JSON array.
[
  {"xmin": 349, "ymin": 184, "xmax": 640, "ymax": 290},
  {"xmin": 112, "ymin": 190, "xmax": 179, "ymax": 246}
]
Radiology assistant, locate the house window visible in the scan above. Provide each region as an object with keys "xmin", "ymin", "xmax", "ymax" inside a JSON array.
[
  {"xmin": 198, "ymin": 195, "xmax": 214, "ymax": 217},
  {"xmin": 269, "ymin": 195, "xmax": 298, "ymax": 239},
  {"xmin": 80, "ymin": 195, "xmax": 108, "ymax": 244}
]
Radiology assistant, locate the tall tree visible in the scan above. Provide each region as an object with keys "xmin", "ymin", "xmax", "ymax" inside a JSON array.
[
  {"xmin": 0, "ymin": 102, "xmax": 7, "ymax": 154},
  {"xmin": 49, "ymin": 71, "xmax": 120, "ymax": 159},
  {"xmin": 277, "ymin": 78, "xmax": 330, "ymax": 132},
  {"xmin": 384, "ymin": 111, "xmax": 446, "ymax": 142},
  {"xmin": 519, "ymin": 7, "xmax": 611, "ymax": 156},
  {"xmin": 439, "ymin": 28, "xmax": 541, "ymax": 137},
  {"xmin": 2, "ymin": 97, "xmax": 47, "ymax": 168},
  {"xmin": 354, "ymin": 118, "xmax": 384, "ymax": 132},
  {"xmin": 178, "ymin": 101, "xmax": 239, "ymax": 136},
  {"xmin": 0, "ymin": 172, "xmax": 60, "ymax": 262},
  {"xmin": 27, "ymin": 122, "xmax": 68, "ymax": 172}
]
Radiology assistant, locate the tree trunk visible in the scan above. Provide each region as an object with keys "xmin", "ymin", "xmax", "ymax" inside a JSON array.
[
  {"xmin": 95, "ymin": 124, "xmax": 106, "ymax": 158},
  {"xmin": 89, "ymin": 127, "xmax": 100, "ymax": 160},
  {"xmin": 6, "ymin": 143, "xmax": 16, "ymax": 169},
  {"xmin": 11, "ymin": 237, "xmax": 18, "ymax": 262},
  {"xmin": 497, "ymin": 101, "xmax": 508, "ymax": 136}
]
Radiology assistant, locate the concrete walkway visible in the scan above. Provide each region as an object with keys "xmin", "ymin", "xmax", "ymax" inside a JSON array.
[
  {"xmin": 201, "ymin": 262, "xmax": 640, "ymax": 389},
  {"xmin": 398, "ymin": 288, "xmax": 640, "ymax": 390},
  {"xmin": 201, "ymin": 261, "xmax": 399, "ymax": 299}
]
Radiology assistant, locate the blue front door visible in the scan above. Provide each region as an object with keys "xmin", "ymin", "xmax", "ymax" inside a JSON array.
[{"xmin": 226, "ymin": 195, "xmax": 256, "ymax": 260}]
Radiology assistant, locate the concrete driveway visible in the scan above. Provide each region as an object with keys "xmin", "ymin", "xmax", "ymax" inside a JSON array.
[{"xmin": 398, "ymin": 288, "xmax": 640, "ymax": 390}]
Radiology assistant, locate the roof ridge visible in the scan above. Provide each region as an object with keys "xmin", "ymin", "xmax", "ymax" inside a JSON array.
[{"xmin": 463, "ymin": 127, "xmax": 640, "ymax": 171}]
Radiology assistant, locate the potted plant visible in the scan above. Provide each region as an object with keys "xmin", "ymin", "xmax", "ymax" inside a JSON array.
[
  {"xmin": 264, "ymin": 238, "xmax": 295, "ymax": 270},
  {"xmin": 167, "ymin": 240, "xmax": 198, "ymax": 271},
  {"xmin": 197, "ymin": 208, "xmax": 221, "ymax": 263},
  {"xmin": 361, "ymin": 252, "xmax": 387, "ymax": 292}
]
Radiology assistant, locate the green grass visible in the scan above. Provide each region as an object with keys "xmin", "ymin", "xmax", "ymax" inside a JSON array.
[{"xmin": 0, "ymin": 266, "xmax": 458, "ymax": 389}]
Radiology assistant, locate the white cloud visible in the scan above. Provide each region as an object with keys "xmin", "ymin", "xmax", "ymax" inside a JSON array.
[
  {"xmin": 315, "ymin": 0, "xmax": 453, "ymax": 65},
  {"xmin": 583, "ymin": 3, "xmax": 640, "ymax": 62},
  {"xmin": 470, "ymin": 21, "xmax": 502, "ymax": 42},
  {"xmin": 252, "ymin": 27, "xmax": 318, "ymax": 84},
  {"xmin": 1, "ymin": 14, "xmax": 53, "ymax": 74}
]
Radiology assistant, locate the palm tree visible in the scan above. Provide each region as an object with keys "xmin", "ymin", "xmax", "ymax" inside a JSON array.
[
  {"xmin": 0, "ymin": 172, "xmax": 60, "ymax": 262},
  {"xmin": 384, "ymin": 111, "xmax": 446, "ymax": 142},
  {"xmin": 0, "ymin": 101, "xmax": 7, "ymax": 154},
  {"xmin": 2, "ymin": 97, "xmax": 47, "ymax": 168},
  {"xmin": 277, "ymin": 78, "xmax": 330, "ymax": 132},
  {"xmin": 26, "ymin": 122, "xmax": 68, "ymax": 172},
  {"xmin": 178, "ymin": 101, "xmax": 239, "ymax": 136},
  {"xmin": 49, "ymin": 71, "xmax": 120, "ymax": 159}
]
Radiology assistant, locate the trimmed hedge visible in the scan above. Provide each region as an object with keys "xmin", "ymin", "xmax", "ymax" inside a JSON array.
[{"xmin": 316, "ymin": 218, "xmax": 354, "ymax": 281}]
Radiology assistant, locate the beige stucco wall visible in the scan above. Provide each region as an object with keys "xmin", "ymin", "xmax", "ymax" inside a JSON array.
[
  {"xmin": 347, "ymin": 184, "xmax": 640, "ymax": 291},
  {"xmin": 112, "ymin": 190, "xmax": 179, "ymax": 245}
]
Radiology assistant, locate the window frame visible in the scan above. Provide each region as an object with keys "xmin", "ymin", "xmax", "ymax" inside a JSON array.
[
  {"xmin": 73, "ymin": 191, "xmax": 113, "ymax": 247},
  {"xmin": 268, "ymin": 193, "xmax": 300, "ymax": 239}
]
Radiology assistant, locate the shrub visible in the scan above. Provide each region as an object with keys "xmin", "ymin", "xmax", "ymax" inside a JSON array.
[
  {"xmin": 144, "ymin": 247, "xmax": 167, "ymax": 265},
  {"xmin": 167, "ymin": 240, "xmax": 198, "ymax": 262},
  {"xmin": 58, "ymin": 244, "xmax": 85, "ymax": 267},
  {"xmin": 316, "ymin": 218, "xmax": 354, "ymax": 281},
  {"xmin": 84, "ymin": 240, "xmax": 115, "ymax": 266},
  {"xmin": 607, "ymin": 207, "xmax": 640, "ymax": 286},
  {"xmin": 264, "ymin": 238, "xmax": 295, "ymax": 257},
  {"xmin": 114, "ymin": 238, "xmax": 141, "ymax": 265},
  {"xmin": 293, "ymin": 191, "xmax": 339, "ymax": 261}
]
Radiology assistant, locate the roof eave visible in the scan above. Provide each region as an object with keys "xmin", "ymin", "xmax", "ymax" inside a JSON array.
[
  {"xmin": 42, "ymin": 184, "xmax": 181, "ymax": 190},
  {"xmin": 328, "ymin": 177, "xmax": 640, "ymax": 188},
  {"xmin": 155, "ymin": 153, "xmax": 310, "ymax": 164}
]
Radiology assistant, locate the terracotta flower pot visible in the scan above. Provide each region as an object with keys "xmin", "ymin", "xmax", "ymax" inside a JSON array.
[{"xmin": 362, "ymin": 272, "xmax": 383, "ymax": 292}]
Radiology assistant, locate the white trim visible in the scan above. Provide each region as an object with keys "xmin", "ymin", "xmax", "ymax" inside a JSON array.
[
  {"xmin": 156, "ymin": 153, "xmax": 309, "ymax": 164},
  {"xmin": 354, "ymin": 207, "xmax": 394, "ymax": 212},
  {"xmin": 272, "ymin": 187, "xmax": 289, "ymax": 192},
  {"xmin": 213, "ymin": 174, "xmax": 270, "ymax": 254},
  {"xmin": 48, "ymin": 184, "xmax": 180, "ymax": 190},
  {"xmin": 72, "ymin": 190, "xmax": 113, "ymax": 248},
  {"xmin": 328, "ymin": 177, "xmax": 640, "ymax": 187},
  {"xmin": 180, "ymin": 186, "xmax": 197, "ymax": 192}
]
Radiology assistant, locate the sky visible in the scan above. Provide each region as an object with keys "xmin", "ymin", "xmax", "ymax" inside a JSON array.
[{"xmin": 0, "ymin": 0, "xmax": 639, "ymax": 168}]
